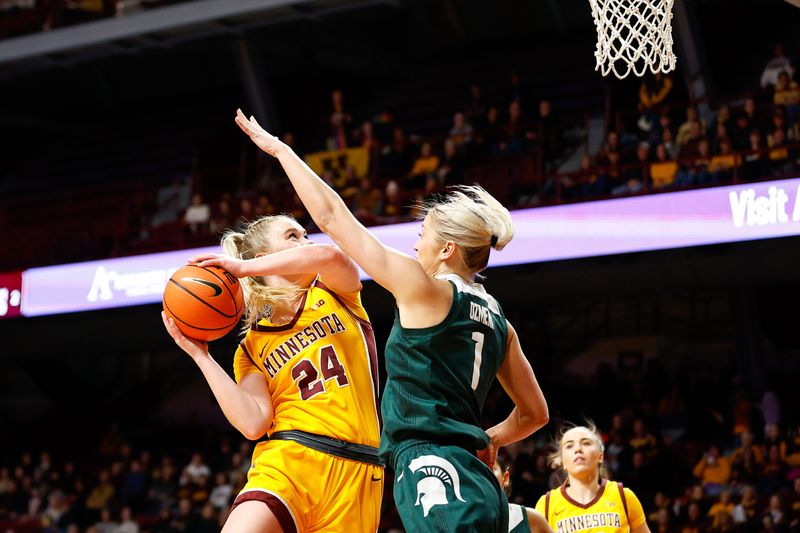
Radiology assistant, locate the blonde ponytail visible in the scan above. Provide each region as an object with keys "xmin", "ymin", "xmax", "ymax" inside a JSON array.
[
  {"xmin": 221, "ymin": 215, "xmax": 306, "ymax": 331},
  {"xmin": 419, "ymin": 185, "xmax": 514, "ymax": 275}
]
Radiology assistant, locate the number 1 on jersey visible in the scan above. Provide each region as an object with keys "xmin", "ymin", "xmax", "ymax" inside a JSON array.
[{"xmin": 470, "ymin": 331, "xmax": 484, "ymax": 390}]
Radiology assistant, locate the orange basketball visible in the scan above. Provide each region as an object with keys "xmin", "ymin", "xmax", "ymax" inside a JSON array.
[{"xmin": 163, "ymin": 265, "xmax": 244, "ymax": 341}]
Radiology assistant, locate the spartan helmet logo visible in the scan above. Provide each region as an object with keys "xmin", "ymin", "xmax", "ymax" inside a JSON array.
[{"xmin": 408, "ymin": 455, "xmax": 466, "ymax": 517}]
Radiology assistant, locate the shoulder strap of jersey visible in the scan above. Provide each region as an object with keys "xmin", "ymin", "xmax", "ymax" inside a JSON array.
[
  {"xmin": 616, "ymin": 481, "xmax": 629, "ymax": 524},
  {"xmin": 545, "ymin": 489, "xmax": 552, "ymax": 522}
]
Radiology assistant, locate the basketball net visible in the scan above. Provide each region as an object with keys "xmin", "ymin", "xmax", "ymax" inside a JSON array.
[{"xmin": 589, "ymin": 0, "xmax": 677, "ymax": 79}]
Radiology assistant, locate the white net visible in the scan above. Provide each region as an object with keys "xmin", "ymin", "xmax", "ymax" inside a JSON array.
[{"xmin": 589, "ymin": 0, "xmax": 677, "ymax": 79}]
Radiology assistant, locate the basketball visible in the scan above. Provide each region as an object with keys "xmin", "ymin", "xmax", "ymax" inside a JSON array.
[{"xmin": 163, "ymin": 265, "xmax": 244, "ymax": 341}]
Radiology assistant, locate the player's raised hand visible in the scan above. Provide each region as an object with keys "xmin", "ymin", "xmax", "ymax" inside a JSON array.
[
  {"xmin": 235, "ymin": 109, "xmax": 284, "ymax": 157},
  {"xmin": 189, "ymin": 253, "xmax": 246, "ymax": 277},
  {"xmin": 162, "ymin": 311, "xmax": 208, "ymax": 360}
]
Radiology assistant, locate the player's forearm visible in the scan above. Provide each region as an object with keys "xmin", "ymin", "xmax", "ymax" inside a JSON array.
[
  {"xmin": 193, "ymin": 353, "xmax": 272, "ymax": 439},
  {"xmin": 486, "ymin": 406, "xmax": 548, "ymax": 447},
  {"xmin": 240, "ymin": 244, "xmax": 340, "ymax": 277},
  {"xmin": 274, "ymin": 145, "xmax": 352, "ymax": 234}
]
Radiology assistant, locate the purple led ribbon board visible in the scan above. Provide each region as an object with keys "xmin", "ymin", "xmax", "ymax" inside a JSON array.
[{"xmin": 20, "ymin": 177, "xmax": 800, "ymax": 317}]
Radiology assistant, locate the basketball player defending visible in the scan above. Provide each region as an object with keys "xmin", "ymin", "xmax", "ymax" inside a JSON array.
[
  {"xmin": 235, "ymin": 110, "xmax": 549, "ymax": 532},
  {"xmin": 162, "ymin": 215, "xmax": 382, "ymax": 533},
  {"xmin": 536, "ymin": 424, "xmax": 651, "ymax": 533}
]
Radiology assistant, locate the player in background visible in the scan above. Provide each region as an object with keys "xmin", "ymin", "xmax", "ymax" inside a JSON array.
[
  {"xmin": 535, "ymin": 424, "xmax": 651, "ymax": 533},
  {"xmin": 492, "ymin": 458, "xmax": 554, "ymax": 533},
  {"xmin": 162, "ymin": 214, "xmax": 382, "ymax": 533},
  {"xmin": 234, "ymin": 110, "xmax": 548, "ymax": 532}
]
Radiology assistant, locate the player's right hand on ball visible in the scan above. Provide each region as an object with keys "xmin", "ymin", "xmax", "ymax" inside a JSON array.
[{"xmin": 189, "ymin": 254, "xmax": 246, "ymax": 277}]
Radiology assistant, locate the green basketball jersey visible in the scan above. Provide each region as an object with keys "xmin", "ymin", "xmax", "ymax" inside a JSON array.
[
  {"xmin": 508, "ymin": 504, "xmax": 532, "ymax": 533},
  {"xmin": 379, "ymin": 274, "xmax": 509, "ymax": 464}
]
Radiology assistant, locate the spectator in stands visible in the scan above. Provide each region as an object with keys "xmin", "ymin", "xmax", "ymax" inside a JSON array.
[
  {"xmin": 599, "ymin": 149, "xmax": 622, "ymax": 195},
  {"xmin": 769, "ymin": 110, "xmax": 790, "ymax": 143},
  {"xmin": 651, "ymin": 508, "xmax": 673, "ymax": 533},
  {"xmin": 708, "ymin": 490, "xmax": 735, "ymax": 530},
  {"xmin": 732, "ymin": 485, "xmax": 758, "ymax": 529},
  {"xmin": 335, "ymin": 165, "xmax": 361, "ymax": 202},
  {"xmin": 448, "ymin": 112, "xmax": 474, "ymax": 150},
  {"xmin": 209, "ymin": 197, "xmax": 236, "ymax": 235},
  {"xmin": 767, "ymin": 129, "xmax": 795, "ymax": 178},
  {"xmin": 378, "ymin": 180, "xmax": 406, "ymax": 223},
  {"xmin": 94, "ymin": 507, "xmax": 118, "ymax": 533},
  {"xmin": 764, "ymin": 494, "xmax": 786, "ymax": 531},
  {"xmin": 693, "ymin": 445, "xmax": 731, "ymax": 497},
  {"xmin": 681, "ymin": 501, "xmax": 704, "ymax": 533},
  {"xmin": 630, "ymin": 418, "xmax": 659, "ymax": 461},
  {"xmin": 638, "ymin": 73, "xmax": 674, "ymax": 135},
  {"xmin": 742, "ymin": 130, "xmax": 768, "ymax": 181},
  {"xmin": 507, "ymin": 71, "xmax": 528, "ymax": 108},
  {"xmin": 497, "ymin": 100, "xmax": 533, "ymax": 156},
  {"xmin": 327, "ymin": 89, "xmax": 351, "ymax": 150},
  {"xmin": 711, "ymin": 104, "xmax": 733, "ymax": 140},
  {"xmin": 208, "ymin": 199, "xmax": 233, "ymax": 236},
  {"xmin": 712, "ymin": 121, "xmax": 731, "ymax": 155},
  {"xmin": 117, "ymin": 506, "xmax": 139, "ymax": 533},
  {"xmin": 708, "ymin": 138, "xmax": 740, "ymax": 183},
  {"xmin": 208, "ymin": 472, "xmax": 233, "ymax": 511},
  {"xmin": 438, "ymin": 138, "xmax": 466, "ymax": 186},
  {"xmin": 41, "ymin": 489, "xmax": 72, "ymax": 531},
  {"xmin": 774, "ymin": 71, "xmax": 800, "ymax": 124},
  {"xmin": 761, "ymin": 43, "xmax": 795, "ymax": 89},
  {"xmin": 652, "ymin": 111, "xmax": 675, "ymax": 146},
  {"xmin": 787, "ymin": 426, "xmax": 800, "ymax": 467},
  {"xmin": 148, "ymin": 458, "xmax": 177, "ymax": 514},
  {"xmin": 483, "ymin": 105, "xmax": 501, "ymax": 146},
  {"xmin": 183, "ymin": 454, "xmax": 210, "ymax": 485},
  {"xmin": 676, "ymin": 107, "xmax": 706, "ymax": 146},
  {"xmin": 189, "ymin": 501, "xmax": 219, "ymax": 533},
  {"xmin": 733, "ymin": 112, "xmax": 755, "ymax": 151},
  {"xmin": 596, "ymin": 130, "xmax": 624, "ymax": 166},
  {"xmin": 120, "ymin": 460, "xmax": 146, "ymax": 509},
  {"xmin": 660, "ymin": 128, "xmax": 679, "ymax": 161},
  {"xmin": 677, "ymin": 121, "xmax": 705, "ymax": 161},
  {"xmin": 790, "ymin": 478, "xmax": 800, "ymax": 529},
  {"xmin": 236, "ymin": 197, "xmax": 254, "ymax": 228},
  {"xmin": 647, "ymin": 492, "xmax": 671, "ymax": 524},
  {"xmin": 760, "ymin": 445, "xmax": 787, "ymax": 495},
  {"xmin": 612, "ymin": 142, "xmax": 649, "ymax": 195},
  {"xmin": 407, "ymin": 141, "xmax": 440, "ymax": 190},
  {"xmin": 169, "ymin": 497, "xmax": 193, "ymax": 532},
  {"xmin": 465, "ymin": 83, "xmax": 488, "ymax": 131},
  {"xmin": 743, "ymin": 97, "xmax": 762, "ymax": 134},
  {"xmin": 379, "ymin": 127, "xmax": 412, "ymax": 180},
  {"xmin": 732, "ymin": 431, "xmax": 764, "ymax": 486},
  {"xmin": 85, "ymin": 470, "xmax": 115, "ymax": 519},
  {"xmin": 605, "ymin": 418, "xmax": 628, "ymax": 476},
  {"xmin": 651, "ymin": 143, "xmax": 678, "ymax": 190},
  {"xmin": 535, "ymin": 99, "xmax": 562, "ymax": 171},
  {"xmin": 253, "ymin": 193, "xmax": 276, "ymax": 218},
  {"xmin": 286, "ymin": 192, "xmax": 310, "ymax": 227},
  {"xmin": 183, "ymin": 193, "xmax": 210, "ymax": 236},
  {"xmin": 352, "ymin": 177, "xmax": 383, "ymax": 223},
  {"xmin": 357, "ymin": 121, "xmax": 381, "ymax": 177}
]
